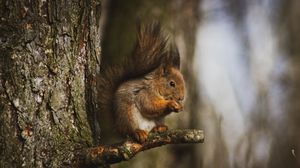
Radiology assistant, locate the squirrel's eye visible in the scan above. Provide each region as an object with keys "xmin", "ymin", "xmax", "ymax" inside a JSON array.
[{"xmin": 169, "ymin": 81, "xmax": 176, "ymax": 87}]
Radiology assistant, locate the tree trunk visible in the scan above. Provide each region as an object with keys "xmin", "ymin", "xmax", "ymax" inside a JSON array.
[{"xmin": 0, "ymin": 0, "xmax": 101, "ymax": 167}]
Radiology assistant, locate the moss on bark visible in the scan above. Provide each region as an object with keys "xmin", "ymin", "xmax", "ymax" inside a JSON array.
[{"xmin": 0, "ymin": 0, "xmax": 101, "ymax": 167}]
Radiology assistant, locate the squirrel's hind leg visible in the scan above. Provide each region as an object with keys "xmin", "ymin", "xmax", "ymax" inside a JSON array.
[
  {"xmin": 133, "ymin": 129, "xmax": 149, "ymax": 143},
  {"xmin": 151, "ymin": 124, "xmax": 168, "ymax": 133}
]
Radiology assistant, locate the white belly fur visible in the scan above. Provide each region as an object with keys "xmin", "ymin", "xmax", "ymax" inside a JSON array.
[{"xmin": 132, "ymin": 108, "xmax": 156, "ymax": 132}]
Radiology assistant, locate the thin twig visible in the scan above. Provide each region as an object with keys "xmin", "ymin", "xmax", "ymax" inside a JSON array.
[{"xmin": 82, "ymin": 129, "xmax": 204, "ymax": 166}]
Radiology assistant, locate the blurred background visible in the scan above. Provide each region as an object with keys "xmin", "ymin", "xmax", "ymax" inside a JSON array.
[{"xmin": 104, "ymin": 0, "xmax": 300, "ymax": 167}]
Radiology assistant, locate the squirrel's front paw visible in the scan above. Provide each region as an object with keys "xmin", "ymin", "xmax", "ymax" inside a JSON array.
[
  {"xmin": 151, "ymin": 124, "xmax": 168, "ymax": 133},
  {"xmin": 134, "ymin": 129, "xmax": 149, "ymax": 144},
  {"xmin": 167, "ymin": 100, "xmax": 183, "ymax": 113}
]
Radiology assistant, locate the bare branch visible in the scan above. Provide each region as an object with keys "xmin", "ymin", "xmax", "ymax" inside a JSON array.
[{"xmin": 82, "ymin": 129, "xmax": 204, "ymax": 166}]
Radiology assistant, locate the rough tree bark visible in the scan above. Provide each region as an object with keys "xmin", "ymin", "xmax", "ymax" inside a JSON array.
[{"xmin": 0, "ymin": 0, "xmax": 101, "ymax": 167}]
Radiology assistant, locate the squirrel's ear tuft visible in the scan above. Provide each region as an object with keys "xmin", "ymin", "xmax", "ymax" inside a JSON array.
[
  {"xmin": 162, "ymin": 65, "xmax": 173, "ymax": 76},
  {"xmin": 163, "ymin": 42, "xmax": 180, "ymax": 69},
  {"xmin": 169, "ymin": 43, "xmax": 180, "ymax": 69},
  {"xmin": 154, "ymin": 65, "xmax": 168, "ymax": 77}
]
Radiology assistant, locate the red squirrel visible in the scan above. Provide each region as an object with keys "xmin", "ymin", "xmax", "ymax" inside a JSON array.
[{"xmin": 98, "ymin": 22, "xmax": 185, "ymax": 143}]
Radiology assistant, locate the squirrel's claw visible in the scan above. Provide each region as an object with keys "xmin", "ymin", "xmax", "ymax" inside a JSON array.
[
  {"xmin": 151, "ymin": 124, "xmax": 168, "ymax": 133},
  {"xmin": 134, "ymin": 129, "xmax": 149, "ymax": 144}
]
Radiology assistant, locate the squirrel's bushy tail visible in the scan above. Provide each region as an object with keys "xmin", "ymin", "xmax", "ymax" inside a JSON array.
[{"xmin": 97, "ymin": 22, "xmax": 180, "ymax": 141}]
